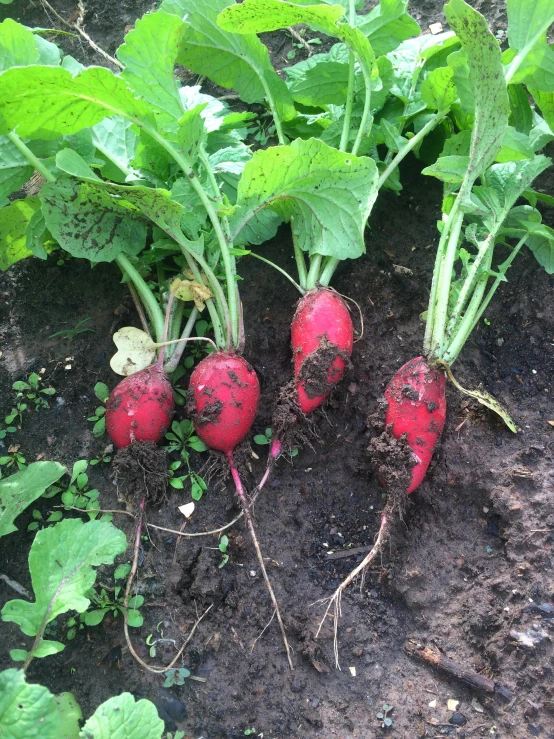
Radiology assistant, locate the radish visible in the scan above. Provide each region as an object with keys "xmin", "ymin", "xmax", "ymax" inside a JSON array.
[
  {"xmin": 292, "ymin": 288, "xmax": 353, "ymax": 414},
  {"xmin": 384, "ymin": 356, "xmax": 446, "ymax": 494},
  {"xmin": 187, "ymin": 353, "xmax": 260, "ymax": 453},
  {"xmin": 106, "ymin": 364, "xmax": 174, "ymax": 449},
  {"xmin": 187, "ymin": 350, "xmax": 293, "ymax": 669}
]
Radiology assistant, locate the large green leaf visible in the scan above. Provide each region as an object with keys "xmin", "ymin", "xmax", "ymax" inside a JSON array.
[
  {"xmin": 229, "ymin": 137, "xmax": 378, "ymax": 259},
  {"xmin": 0, "ymin": 462, "xmax": 66, "ymax": 539},
  {"xmin": 505, "ymin": 0, "xmax": 554, "ymax": 91},
  {"xmin": 0, "ymin": 198, "xmax": 41, "ymax": 271},
  {"xmin": 217, "ymin": 0, "xmax": 377, "ymax": 93},
  {"xmin": 1, "ymin": 518, "xmax": 127, "ymax": 639},
  {"xmin": 0, "ymin": 66, "xmax": 152, "ymax": 140},
  {"xmin": 444, "ymin": 0, "xmax": 510, "ymax": 186},
  {"xmin": 0, "ymin": 670, "xmax": 61, "ymax": 739},
  {"xmin": 40, "ymin": 177, "xmax": 147, "ymax": 262},
  {"xmin": 80, "ymin": 694, "xmax": 164, "ymax": 739},
  {"xmin": 117, "ymin": 10, "xmax": 187, "ymax": 131},
  {"xmin": 356, "ymin": 0, "xmax": 420, "ymax": 57},
  {"xmin": 162, "ymin": 0, "xmax": 295, "ymax": 121}
]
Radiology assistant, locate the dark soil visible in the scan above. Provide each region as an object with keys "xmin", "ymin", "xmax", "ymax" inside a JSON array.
[{"xmin": 1, "ymin": 2, "xmax": 554, "ymax": 739}]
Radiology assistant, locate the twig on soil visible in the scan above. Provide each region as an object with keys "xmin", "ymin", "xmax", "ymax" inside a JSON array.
[
  {"xmin": 0, "ymin": 573, "xmax": 31, "ymax": 599},
  {"xmin": 123, "ymin": 494, "xmax": 213, "ymax": 674},
  {"xmin": 40, "ymin": 0, "xmax": 123, "ymax": 69},
  {"xmin": 227, "ymin": 451, "xmax": 294, "ymax": 670},
  {"xmin": 405, "ymin": 643, "xmax": 513, "ymax": 701},
  {"xmin": 286, "ymin": 26, "xmax": 313, "ymax": 55}
]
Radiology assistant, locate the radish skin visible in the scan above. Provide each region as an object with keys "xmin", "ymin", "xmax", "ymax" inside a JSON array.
[
  {"xmin": 384, "ymin": 356, "xmax": 446, "ymax": 493},
  {"xmin": 292, "ymin": 288, "xmax": 353, "ymax": 414},
  {"xmin": 188, "ymin": 353, "xmax": 260, "ymax": 453},
  {"xmin": 106, "ymin": 365, "xmax": 174, "ymax": 449}
]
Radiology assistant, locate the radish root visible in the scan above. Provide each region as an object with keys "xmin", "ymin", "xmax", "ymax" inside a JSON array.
[
  {"xmin": 227, "ymin": 452, "xmax": 294, "ymax": 670},
  {"xmin": 315, "ymin": 496, "xmax": 398, "ymax": 669}
]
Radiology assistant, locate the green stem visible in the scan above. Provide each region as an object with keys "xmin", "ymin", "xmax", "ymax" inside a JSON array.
[
  {"xmin": 248, "ymin": 251, "xmax": 304, "ymax": 294},
  {"xmin": 428, "ymin": 208, "xmax": 464, "ymax": 357},
  {"xmin": 340, "ymin": 53, "xmax": 356, "ymax": 152},
  {"xmin": 7, "ymin": 131, "xmax": 56, "ymax": 183},
  {"xmin": 306, "ymin": 253, "xmax": 323, "ymax": 291},
  {"xmin": 259, "ymin": 77, "xmax": 286, "ymax": 146},
  {"xmin": 443, "ymin": 235, "xmax": 527, "ymax": 364},
  {"xmin": 144, "ymin": 127, "xmax": 239, "ymax": 347},
  {"xmin": 423, "ymin": 198, "xmax": 462, "ymax": 356},
  {"xmin": 292, "ymin": 220, "xmax": 308, "ymax": 289},
  {"xmin": 378, "ymin": 111, "xmax": 447, "ymax": 189},
  {"xmin": 116, "ymin": 254, "xmax": 165, "ymax": 343},
  {"xmin": 163, "ymin": 307, "xmax": 199, "ymax": 373},
  {"xmin": 319, "ymin": 257, "xmax": 340, "ymax": 287}
]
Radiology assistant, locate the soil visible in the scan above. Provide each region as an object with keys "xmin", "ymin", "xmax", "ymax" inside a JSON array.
[{"xmin": 1, "ymin": 2, "xmax": 554, "ymax": 739}]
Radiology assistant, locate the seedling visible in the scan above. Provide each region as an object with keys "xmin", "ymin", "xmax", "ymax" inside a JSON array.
[
  {"xmin": 12, "ymin": 373, "xmax": 55, "ymax": 412},
  {"xmin": 218, "ymin": 534, "xmax": 230, "ymax": 568},
  {"xmin": 66, "ymin": 562, "xmax": 143, "ymax": 639},
  {"xmin": 49, "ymin": 316, "xmax": 95, "ymax": 340},
  {"xmin": 27, "ymin": 508, "xmax": 63, "ymax": 532},
  {"xmin": 376, "ymin": 703, "xmax": 393, "ymax": 728},
  {"xmin": 163, "ymin": 668, "xmax": 191, "ymax": 688},
  {"xmin": 87, "ymin": 382, "xmax": 109, "ymax": 438},
  {"xmin": 253, "ymin": 428, "xmax": 272, "ymax": 446}
]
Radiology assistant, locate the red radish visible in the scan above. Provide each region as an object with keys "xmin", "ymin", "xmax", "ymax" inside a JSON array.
[
  {"xmin": 187, "ymin": 351, "xmax": 293, "ymax": 669},
  {"xmin": 106, "ymin": 365, "xmax": 174, "ymax": 449},
  {"xmin": 384, "ymin": 356, "xmax": 446, "ymax": 493},
  {"xmin": 188, "ymin": 352, "xmax": 260, "ymax": 452},
  {"xmin": 292, "ymin": 288, "xmax": 353, "ymax": 414}
]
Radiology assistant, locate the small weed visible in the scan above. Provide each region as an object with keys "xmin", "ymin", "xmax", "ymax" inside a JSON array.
[
  {"xmin": 13, "ymin": 371, "xmax": 55, "ymax": 411},
  {"xmin": 66, "ymin": 563, "xmax": 143, "ymax": 639},
  {"xmin": 376, "ymin": 703, "xmax": 393, "ymax": 728},
  {"xmin": 253, "ymin": 427, "xmax": 272, "ymax": 446},
  {"xmin": 163, "ymin": 668, "xmax": 191, "ymax": 688},
  {"xmin": 87, "ymin": 382, "xmax": 109, "ymax": 438},
  {"xmin": 27, "ymin": 508, "xmax": 63, "ymax": 532},
  {"xmin": 218, "ymin": 534, "xmax": 229, "ymax": 568},
  {"xmin": 165, "ymin": 419, "xmax": 208, "ymax": 500},
  {"xmin": 49, "ymin": 316, "xmax": 95, "ymax": 340}
]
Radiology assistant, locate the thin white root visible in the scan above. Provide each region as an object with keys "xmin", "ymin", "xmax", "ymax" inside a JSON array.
[{"xmin": 314, "ymin": 512, "xmax": 390, "ymax": 669}]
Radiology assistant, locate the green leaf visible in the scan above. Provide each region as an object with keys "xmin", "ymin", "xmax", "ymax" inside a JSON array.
[
  {"xmin": 526, "ymin": 224, "xmax": 554, "ymax": 273},
  {"xmin": 355, "ymin": 0, "xmax": 420, "ymax": 56},
  {"xmin": 0, "ymin": 19, "xmax": 41, "ymax": 72},
  {"xmin": 495, "ymin": 126, "xmax": 535, "ymax": 162},
  {"xmin": 422, "ymin": 155, "xmax": 469, "ymax": 183},
  {"xmin": 40, "ymin": 178, "xmax": 147, "ymax": 263},
  {"xmin": 162, "ymin": 0, "xmax": 295, "ymax": 121},
  {"xmin": 0, "ymin": 198, "xmax": 42, "ymax": 272},
  {"xmin": 229, "ymin": 138, "xmax": 378, "ymax": 259},
  {"xmin": 1, "ymin": 519, "xmax": 127, "ymax": 638},
  {"xmin": 80, "ymin": 693, "xmax": 164, "ymax": 739},
  {"xmin": 0, "ymin": 66, "xmax": 152, "ymax": 141},
  {"xmin": 444, "ymin": 0, "xmax": 510, "ymax": 184},
  {"xmin": 420, "ymin": 66, "xmax": 457, "ymax": 111},
  {"xmin": 0, "ymin": 669, "xmax": 60, "ymax": 738},
  {"xmin": 505, "ymin": 0, "xmax": 554, "ymax": 91},
  {"xmin": 117, "ymin": 10, "xmax": 187, "ymax": 131},
  {"xmin": 91, "ymin": 117, "xmax": 139, "ymax": 183},
  {"xmin": 0, "ymin": 461, "xmax": 66, "ymax": 539},
  {"xmin": 83, "ymin": 609, "xmax": 107, "ymax": 626},
  {"xmin": 217, "ymin": 0, "xmax": 377, "ymax": 98},
  {"xmin": 529, "ymin": 88, "xmax": 554, "ymax": 131}
]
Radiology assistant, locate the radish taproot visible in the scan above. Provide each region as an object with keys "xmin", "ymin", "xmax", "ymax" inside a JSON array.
[
  {"xmin": 106, "ymin": 365, "xmax": 174, "ymax": 449},
  {"xmin": 187, "ymin": 351, "xmax": 293, "ymax": 669},
  {"xmin": 292, "ymin": 288, "xmax": 354, "ymax": 414},
  {"xmin": 384, "ymin": 356, "xmax": 446, "ymax": 494}
]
